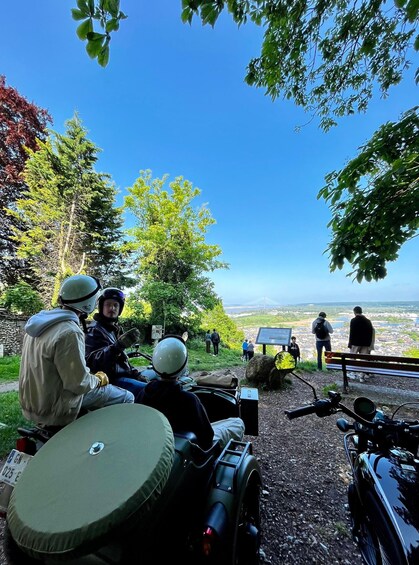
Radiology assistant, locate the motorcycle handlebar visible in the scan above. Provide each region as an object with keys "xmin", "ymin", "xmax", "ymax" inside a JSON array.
[{"xmin": 285, "ymin": 404, "xmax": 318, "ymax": 420}]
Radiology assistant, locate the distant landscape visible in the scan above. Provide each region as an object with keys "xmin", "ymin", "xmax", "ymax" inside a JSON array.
[{"xmin": 227, "ymin": 302, "xmax": 419, "ymax": 361}]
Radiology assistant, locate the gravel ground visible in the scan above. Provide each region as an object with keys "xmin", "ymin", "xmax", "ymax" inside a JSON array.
[{"xmin": 1, "ymin": 366, "xmax": 418, "ymax": 564}]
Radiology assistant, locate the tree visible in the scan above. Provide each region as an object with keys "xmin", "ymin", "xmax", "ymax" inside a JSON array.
[
  {"xmin": 318, "ymin": 106, "xmax": 419, "ymax": 282},
  {"xmin": 124, "ymin": 170, "xmax": 228, "ymax": 333},
  {"xmin": 0, "ymin": 282, "xmax": 45, "ymax": 315},
  {"xmin": 72, "ymin": 1, "xmax": 418, "ymax": 280},
  {"xmin": 200, "ymin": 301, "xmax": 244, "ymax": 350},
  {"xmin": 0, "ymin": 75, "xmax": 52, "ymax": 286},
  {"xmin": 9, "ymin": 114, "xmax": 125, "ymax": 305},
  {"xmin": 72, "ymin": 1, "xmax": 418, "ymax": 128}
]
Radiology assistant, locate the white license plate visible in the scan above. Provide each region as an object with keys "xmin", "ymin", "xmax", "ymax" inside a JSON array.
[{"xmin": 0, "ymin": 449, "xmax": 33, "ymax": 486}]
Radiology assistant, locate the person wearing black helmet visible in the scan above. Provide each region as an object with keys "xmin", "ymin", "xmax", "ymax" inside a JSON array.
[
  {"xmin": 19, "ymin": 275, "xmax": 134, "ymax": 428},
  {"xmin": 85, "ymin": 287, "xmax": 147, "ymax": 401}
]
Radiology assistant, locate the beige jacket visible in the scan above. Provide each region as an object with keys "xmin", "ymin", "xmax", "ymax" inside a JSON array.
[{"xmin": 19, "ymin": 309, "xmax": 99, "ymax": 426}]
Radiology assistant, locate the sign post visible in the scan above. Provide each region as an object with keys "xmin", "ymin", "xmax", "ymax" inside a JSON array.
[
  {"xmin": 151, "ymin": 325, "xmax": 163, "ymax": 344},
  {"xmin": 255, "ymin": 327, "xmax": 292, "ymax": 355}
]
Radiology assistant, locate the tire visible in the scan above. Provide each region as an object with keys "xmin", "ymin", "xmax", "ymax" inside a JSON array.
[
  {"xmin": 349, "ymin": 486, "xmax": 406, "ymax": 565},
  {"xmin": 231, "ymin": 472, "xmax": 261, "ymax": 565}
]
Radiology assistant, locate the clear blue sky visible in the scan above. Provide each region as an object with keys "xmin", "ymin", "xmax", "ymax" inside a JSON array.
[{"xmin": 2, "ymin": 1, "xmax": 418, "ymax": 305}]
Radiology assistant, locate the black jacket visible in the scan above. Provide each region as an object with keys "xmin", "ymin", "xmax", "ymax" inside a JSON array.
[
  {"xmin": 137, "ymin": 379, "xmax": 214, "ymax": 450},
  {"xmin": 85, "ymin": 315, "xmax": 138, "ymax": 383},
  {"xmin": 287, "ymin": 342, "xmax": 300, "ymax": 360},
  {"xmin": 348, "ymin": 315, "xmax": 374, "ymax": 348}
]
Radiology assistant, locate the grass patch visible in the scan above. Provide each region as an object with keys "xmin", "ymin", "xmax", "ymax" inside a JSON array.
[
  {"xmin": 0, "ymin": 355, "xmax": 20, "ymax": 383},
  {"xmin": 0, "ymin": 391, "xmax": 32, "ymax": 458},
  {"xmin": 323, "ymin": 383, "xmax": 339, "ymax": 396}
]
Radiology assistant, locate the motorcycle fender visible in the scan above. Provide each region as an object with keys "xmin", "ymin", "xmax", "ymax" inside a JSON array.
[
  {"xmin": 203, "ymin": 447, "xmax": 262, "ymax": 532},
  {"xmin": 357, "ymin": 450, "xmax": 419, "ymax": 560}
]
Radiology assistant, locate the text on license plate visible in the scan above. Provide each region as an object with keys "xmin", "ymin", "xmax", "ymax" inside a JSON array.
[{"xmin": 0, "ymin": 449, "xmax": 33, "ymax": 486}]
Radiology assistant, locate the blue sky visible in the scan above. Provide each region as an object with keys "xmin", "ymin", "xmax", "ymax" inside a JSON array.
[{"xmin": 2, "ymin": 1, "xmax": 418, "ymax": 306}]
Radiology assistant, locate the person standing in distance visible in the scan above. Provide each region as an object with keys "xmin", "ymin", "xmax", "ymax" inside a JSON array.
[
  {"xmin": 287, "ymin": 336, "xmax": 301, "ymax": 366},
  {"xmin": 311, "ymin": 311, "xmax": 334, "ymax": 370},
  {"xmin": 348, "ymin": 306, "xmax": 375, "ymax": 382},
  {"xmin": 19, "ymin": 275, "xmax": 134, "ymax": 429},
  {"xmin": 247, "ymin": 340, "xmax": 255, "ymax": 361},
  {"xmin": 241, "ymin": 338, "xmax": 249, "ymax": 362},
  {"xmin": 205, "ymin": 330, "xmax": 212, "ymax": 354},
  {"xmin": 211, "ymin": 328, "xmax": 220, "ymax": 355},
  {"xmin": 85, "ymin": 288, "xmax": 147, "ymax": 401}
]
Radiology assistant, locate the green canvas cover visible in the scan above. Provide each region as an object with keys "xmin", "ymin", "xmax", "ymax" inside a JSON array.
[{"xmin": 7, "ymin": 403, "xmax": 174, "ymax": 559}]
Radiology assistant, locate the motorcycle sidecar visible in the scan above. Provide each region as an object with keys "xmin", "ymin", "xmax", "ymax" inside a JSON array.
[{"xmin": 6, "ymin": 403, "xmax": 262, "ymax": 565}]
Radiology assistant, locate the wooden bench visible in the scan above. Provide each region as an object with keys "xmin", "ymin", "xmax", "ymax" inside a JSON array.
[{"xmin": 325, "ymin": 351, "xmax": 419, "ymax": 393}]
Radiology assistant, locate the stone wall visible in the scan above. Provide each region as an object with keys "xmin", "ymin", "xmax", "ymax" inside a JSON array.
[{"xmin": 0, "ymin": 311, "xmax": 27, "ymax": 356}]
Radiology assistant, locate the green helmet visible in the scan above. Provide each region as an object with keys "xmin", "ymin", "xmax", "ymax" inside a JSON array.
[
  {"xmin": 59, "ymin": 275, "xmax": 102, "ymax": 315},
  {"xmin": 152, "ymin": 336, "xmax": 188, "ymax": 378}
]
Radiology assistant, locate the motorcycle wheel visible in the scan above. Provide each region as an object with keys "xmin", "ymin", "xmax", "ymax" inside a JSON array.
[
  {"xmin": 349, "ymin": 487, "xmax": 405, "ymax": 565},
  {"xmin": 231, "ymin": 473, "xmax": 261, "ymax": 565}
]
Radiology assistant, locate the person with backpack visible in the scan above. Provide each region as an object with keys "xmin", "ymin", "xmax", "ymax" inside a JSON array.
[
  {"xmin": 311, "ymin": 311, "xmax": 334, "ymax": 370},
  {"xmin": 211, "ymin": 329, "xmax": 220, "ymax": 355}
]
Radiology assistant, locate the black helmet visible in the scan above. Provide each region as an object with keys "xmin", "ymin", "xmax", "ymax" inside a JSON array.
[{"xmin": 98, "ymin": 288, "xmax": 125, "ymax": 315}]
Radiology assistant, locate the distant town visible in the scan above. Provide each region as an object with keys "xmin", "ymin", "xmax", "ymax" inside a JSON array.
[{"xmin": 227, "ymin": 302, "xmax": 419, "ymax": 362}]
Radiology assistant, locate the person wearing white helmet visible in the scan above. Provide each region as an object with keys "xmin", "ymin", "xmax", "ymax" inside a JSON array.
[
  {"xmin": 137, "ymin": 335, "xmax": 245, "ymax": 450},
  {"xmin": 19, "ymin": 275, "xmax": 134, "ymax": 428},
  {"xmin": 85, "ymin": 287, "xmax": 147, "ymax": 401}
]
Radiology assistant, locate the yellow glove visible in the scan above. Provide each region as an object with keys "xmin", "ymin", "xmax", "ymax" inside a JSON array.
[{"xmin": 95, "ymin": 371, "xmax": 109, "ymax": 387}]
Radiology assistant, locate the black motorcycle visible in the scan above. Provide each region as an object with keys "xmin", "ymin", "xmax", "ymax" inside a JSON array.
[{"xmin": 285, "ymin": 373, "xmax": 419, "ymax": 565}]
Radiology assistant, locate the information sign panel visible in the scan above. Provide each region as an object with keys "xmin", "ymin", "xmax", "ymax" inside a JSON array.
[{"xmin": 255, "ymin": 327, "xmax": 292, "ymax": 346}]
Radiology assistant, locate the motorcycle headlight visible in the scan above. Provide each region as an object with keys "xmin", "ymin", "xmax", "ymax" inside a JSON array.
[{"xmin": 353, "ymin": 396, "xmax": 376, "ymax": 421}]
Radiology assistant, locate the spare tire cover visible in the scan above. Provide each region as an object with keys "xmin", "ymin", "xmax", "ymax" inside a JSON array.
[{"xmin": 7, "ymin": 403, "xmax": 174, "ymax": 559}]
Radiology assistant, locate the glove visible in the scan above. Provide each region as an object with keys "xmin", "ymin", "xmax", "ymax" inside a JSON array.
[
  {"xmin": 95, "ymin": 371, "xmax": 109, "ymax": 387},
  {"xmin": 116, "ymin": 328, "xmax": 141, "ymax": 350}
]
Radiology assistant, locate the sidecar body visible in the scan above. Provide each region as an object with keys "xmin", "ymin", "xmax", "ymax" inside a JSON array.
[{"xmin": 6, "ymin": 402, "xmax": 262, "ymax": 564}]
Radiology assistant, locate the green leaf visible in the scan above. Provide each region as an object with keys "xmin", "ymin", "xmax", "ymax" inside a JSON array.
[
  {"xmin": 414, "ymin": 34, "xmax": 419, "ymax": 51},
  {"xmin": 76, "ymin": 18, "xmax": 93, "ymax": 40},
  {"xmin": 106, "ymin": 18, "xmax": 119, "ymax": 32},
  {"xmin": 86, "ymin": 31, "xmax": 106, "ymax": 41},
  {"xmin": 76, "ymin": 0, "xmax": 89, "ymax": 13},
  {"xmin": 106, "ymin": 0, "xmax": 120, "ymax": 18},
  {"xmin": 86, "ymin": 35, "xmax": 105, "ymax": 58},
  {"xmin": 97, "ymin": 44, "xmax": 110, "ymax": 67},
  {"xmin": 181, "ymin": 7, "xmax": 193, "ymax": 24},
  {"xmin": 406, "ymin": 0, "xmax": 419, "ymax": 22},
  {"xmin": 71, "ymin": 8, "xmax": 87, "ymax": 21}
]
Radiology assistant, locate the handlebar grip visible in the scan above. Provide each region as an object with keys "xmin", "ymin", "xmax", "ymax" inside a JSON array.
[{"xmin": 285, "ymin": 404, "xmax": 317, "ymax": 420}]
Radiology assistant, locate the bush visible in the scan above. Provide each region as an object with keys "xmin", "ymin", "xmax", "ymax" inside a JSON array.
[{"xmin": 1, "ymin": 282, "xmax": 45, "ymax": 315}]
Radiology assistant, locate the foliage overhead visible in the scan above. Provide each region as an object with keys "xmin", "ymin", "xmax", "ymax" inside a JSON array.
[
  {"xmin": 124, "ymin": 170, "xmax": 228, "ymax": 334},
  {"xmin": 318, "ymin": 106, "xmax": 419, "ymax": 283},
  {"xmin": 0, "ymin": 76, "xmax": 52, "ymax": 286},
  {"xmin": 8, "ymin": 114, "xmax": 125, "ymax": 305},
  {"xmin": 71, "ymin": 0, "xmax": 127, "ymax": 67},
  {"xmin": 72, "ymin": 1, "xmax": 418, "ymax": 130}
]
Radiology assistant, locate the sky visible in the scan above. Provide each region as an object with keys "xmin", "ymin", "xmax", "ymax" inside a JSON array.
[{"xmin": 1, "ymin": 1, "xmax": 418, "ymax": 306}]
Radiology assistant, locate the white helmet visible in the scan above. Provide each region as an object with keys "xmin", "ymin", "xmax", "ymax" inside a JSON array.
[
  {"xmin": 152, "ymin": 336, "xmax": 188, "ymax": 379},
  {"xmin": 58, "ymin": 275, "xmax": 102, "ymax": 315}
]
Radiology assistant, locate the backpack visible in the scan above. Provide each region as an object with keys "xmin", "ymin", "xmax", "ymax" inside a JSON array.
[
  {"xmin": 314, "ymin": 319, "xmax": 328, "ymax": 339},
  {"xmin": 212, "ymin": 332, "xmax": 220, "ymax": 343}
]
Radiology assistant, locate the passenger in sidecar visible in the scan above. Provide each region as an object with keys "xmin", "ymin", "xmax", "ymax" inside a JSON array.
[{"xmin": 137, "ymin": 336, "xmax": 245, "ymax": 449}]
